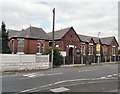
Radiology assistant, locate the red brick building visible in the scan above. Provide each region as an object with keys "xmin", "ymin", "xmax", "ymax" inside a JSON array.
[
  {"xmin": 8, "ymin": 26, "xmax": 119, "ymax": 64},
  {"xmin": 8, "ymin": 26, "xmax": 51, "ymax": 54},
  {"xmin": 48, "ymin": 27, "xmax": 81, "ymax": 57}
]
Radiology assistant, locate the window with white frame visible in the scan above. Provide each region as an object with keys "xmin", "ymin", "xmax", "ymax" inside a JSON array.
[
  {"xmin": 41, "ymin": 41, "xmax": 44, "ymax": 53},
  {"xmin": 18, "ymin": 38, "xmax": 24, "ymax": 52},
  {"xmin": 89, "ymin": 45, "xmax": 93, "ymax": 55},
  {"xmin": 112, "ymin": 47, "xmax": 116, "ymax": 56},
  {"xmin": 80, "ymin": 45, "xmax": 85, "ymax": 55}
]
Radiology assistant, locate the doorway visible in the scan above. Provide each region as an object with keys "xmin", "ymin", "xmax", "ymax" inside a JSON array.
[{"xmin": 69, "ymin": 47, "xmax": 73, "ymax": 56}]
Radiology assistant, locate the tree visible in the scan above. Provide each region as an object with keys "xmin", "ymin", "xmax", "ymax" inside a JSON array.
[
  {"xmin": 1, "ymin": 21, "xmax": 11, "ymax": 54},
  {"xmin": 0, "ymin": 28, "xmax": 2, "ymax": 53},
  {"xmin": 43, "ymin": 47, "xmax": 63, "ymax": 67}
]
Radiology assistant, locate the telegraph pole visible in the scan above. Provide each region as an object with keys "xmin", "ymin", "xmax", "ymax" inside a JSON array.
[{"xmin": 51, "ymin": 8, "xmax": 55, "ymax": 68}]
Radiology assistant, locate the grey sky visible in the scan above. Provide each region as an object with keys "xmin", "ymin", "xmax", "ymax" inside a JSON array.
[{"xmin": 0, "ymin": 0, "xmax": 119, "ymax": 43}]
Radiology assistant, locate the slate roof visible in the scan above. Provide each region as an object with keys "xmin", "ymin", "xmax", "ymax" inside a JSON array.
[
  {"xmin": 100, "ymin": 36, "xmax": 114, "ymax": 45},
  {"xmin": 8, "ymin": 29, "xmax": 21, "ymax": 39},
  {"xmin": 47, "ymin": 27, "xmax": 72, "ymax": 40},
  {"xmin": 13, "ymin": 26, "xmax": 52, "ymax": 40},
  {"xmin": 92, "ymin": 37, "xmax": 99, "ymax": 44},
  {"xmin": 7, "ymin": 26, "xmax": 118, "ymax": 46},
  {"xmin": 78, "ymin": 34, "xmax": 91, "ymax": 43}
]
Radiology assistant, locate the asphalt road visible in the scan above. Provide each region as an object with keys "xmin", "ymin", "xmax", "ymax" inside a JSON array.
[{"xmin": 1, "ymin": 63, "xmax": 119, "ymax": 93}]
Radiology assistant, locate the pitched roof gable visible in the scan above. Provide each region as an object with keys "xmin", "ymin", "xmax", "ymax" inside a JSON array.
[
  {"xmin": 47, "ymin": 27, "xmax": 72, "ymax": 40},
  {"xmin": 100, "ymin": 37, "xmax": 113, "ymax": 45},
  {"xmin": 100, "ymin": 36, "xmax": 118, "ymax": 46},
  {"xmin": 92, "ymin": 37, "xmax": 99, "ymax": 44},
  {"xmin": 78, "ymin": 34, "xmax": 92, "ymax": 43},
  {"xmin": 8, "ymin": 29, "xmax": 21, "ymax": 39},
  {"xmin": 13, "ymin": 26, "xmax": 51, "ymax": 40}
]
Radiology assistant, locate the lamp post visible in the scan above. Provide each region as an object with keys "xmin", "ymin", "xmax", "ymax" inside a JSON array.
[
  {"xmin": 97, "ymin": 32, "xmax": 101, "ymax": 64},
  {"xmin": 51, "ymin": 8, "xmax": 55, "ymax": 68}
]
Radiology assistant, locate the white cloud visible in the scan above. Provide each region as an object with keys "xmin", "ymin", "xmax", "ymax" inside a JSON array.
[{"xmin": 0, "ymin": 0, "xmax": 119, "ymax": 42}]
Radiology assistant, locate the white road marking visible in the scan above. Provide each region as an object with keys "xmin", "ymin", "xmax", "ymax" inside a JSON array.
[
  {"xmin": 20, "ymin": 72, "xmax": 62, "ymax": 80},
  {"xmin": 78, "ymin": 69, "xmax": 99, "ymax": 72},
  {"xmin": 21, "ymin": 87, "xmax": 38, "ymax": 92},
  {"xmin": 113, "ymin": 74, "xmax": 118, "ymax": 76},
  {"xmin": 107, "ymin": 75, "xmax": 112, "ymax": 78},
  {"xmin": 50, "ymin": 87, "xmax": 70, "ymax": 92},
  {"xmin": 100, "ymin": 77, "xmax": 107, "ymax": 79},
  {"xmin": 21, "ymin": 77, "xmax": 117, "ymax": 92},
  {"xmin": 22, "ymin": 72, "xmax": 62, "ymax": 77},
  {"xmin": 46, "ymin": 73, "xmax": 63, "ymax": 76},
  {"xmin": 23, "ymin": 73, "xmax": 36, "ymax": 77}
]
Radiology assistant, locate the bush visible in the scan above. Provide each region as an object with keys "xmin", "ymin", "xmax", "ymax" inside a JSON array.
[{"xmin": 43, "ymin": 47, "xmax": 63, "ymax": 67}]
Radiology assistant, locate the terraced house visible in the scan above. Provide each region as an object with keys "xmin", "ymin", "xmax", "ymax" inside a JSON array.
[{"xmin": 8, "ymin": 26, "xmax": 119, "ymax": 64}]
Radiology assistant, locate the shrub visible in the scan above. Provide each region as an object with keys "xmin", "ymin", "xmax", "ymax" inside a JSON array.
[{"xmin": 43, "ymin": 47, "xmax": 63, "ymax": 67}]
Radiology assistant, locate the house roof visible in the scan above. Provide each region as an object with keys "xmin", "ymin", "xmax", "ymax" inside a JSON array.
[
  {"xmin": 100, "ymin": 36, "xmax": 114, "ymax": 45},
  {"xmin": 92, "ymin": 37, "xmax": 99, "ymax": 44},
  {"xmin": 8, "ymin": 29, "xmax": 21, "ymax": 39},
  {"xmin": 47, "ymin": 27, "xmax": 72, "ymax": 40},
  {"xmin": 78, "ymin": 34, "xmax": 91, "ymax": 43},
  {"xmin": 13, "ymin": 26, "xmax": 51, "ymax": 40}
]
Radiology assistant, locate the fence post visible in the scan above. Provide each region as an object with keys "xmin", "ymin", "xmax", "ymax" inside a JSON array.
[
  {"xmin": 110, "ymin": 56, "xmax": 111, "ymax": 62},
  {"xmin": 48, "ymin": 55, "xmax": 50, "ymax": 68},
  {"xmin": 63, "ymin": 57, "xmax": 65, "ymax": 65},
  {"xmin": 19, "ymin": 54, "xmax": 21, "ymax": 70},
  {"xmin": 81, "ymin": 56, "xmax": 83, "ymax": 64},
  {"xmin": 35, "ymin": 54, "xmax": 37, "ymax": 69}
]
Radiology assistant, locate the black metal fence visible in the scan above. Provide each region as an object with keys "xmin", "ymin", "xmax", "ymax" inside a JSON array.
[{"xmin": 65, "ymin": 55, "xmax": 120, "ymax": 65}]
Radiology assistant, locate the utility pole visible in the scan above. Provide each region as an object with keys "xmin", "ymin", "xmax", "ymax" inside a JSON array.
[{"xmin": 51, "ymin": 8, "xmax": 55, "ymax": 68}]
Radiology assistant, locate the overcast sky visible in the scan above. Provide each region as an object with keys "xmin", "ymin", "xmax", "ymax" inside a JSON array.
[{"xmin": 0, "ymin": 0, "xmax": 119, "ymax": 42}]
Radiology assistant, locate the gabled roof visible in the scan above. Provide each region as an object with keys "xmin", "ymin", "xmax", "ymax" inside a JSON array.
[
  {"xmin": 47, "ymin": 27, "xmax": 72, "ymax": 40},
  {"xmin": 8, "ymin": 29, "xmax": 21, "ymax": 39},
  {"xmin": 13, "ymin": 26, "xmax": 51, "ymax": 40},
  {"xmin": 100, "ymin": 36, "xmax": 115, "ymax": 45},
  {"xmin": 78, "ymin": 34, "xmax": 91, "ymax": 43},
  {"xmin": 92, "ymin": 37, "xmax": 99, "ymax": 44}
]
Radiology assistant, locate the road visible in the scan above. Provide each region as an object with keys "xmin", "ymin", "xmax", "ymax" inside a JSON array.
[{"xmin": 1, "ymin": 63, "xmax": 119, "ymax": 93}]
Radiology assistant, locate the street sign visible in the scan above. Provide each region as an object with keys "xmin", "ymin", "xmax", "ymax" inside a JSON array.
[
  {"xmin": 96, "ymin": 44, "xmax": 100, "ymax": 52},
  {"xmin": 60, "ymin": 51, "xmax": 66, "ymax": 57}
]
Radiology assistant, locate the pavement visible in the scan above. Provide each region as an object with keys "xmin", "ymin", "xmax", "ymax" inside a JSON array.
[
  {"xmin": 1, "ymin": 63, "xmax": 120, "ymax": 93},
  {"xmin": 1, "ymin": 61, "xmax": 119, "ymax": 75}
]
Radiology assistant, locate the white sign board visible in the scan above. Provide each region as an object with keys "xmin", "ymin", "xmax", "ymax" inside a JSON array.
[{"xmin": 60, "ymin": 51, "xmax": 66, "ymax": 57}]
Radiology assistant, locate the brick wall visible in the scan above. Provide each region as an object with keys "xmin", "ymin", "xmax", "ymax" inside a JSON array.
[{"xmin": 55, "ymin": 28, "xmax": 81, "ymax": 56}]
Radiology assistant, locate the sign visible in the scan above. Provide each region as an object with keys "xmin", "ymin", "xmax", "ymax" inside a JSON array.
[
  {"xmin": 96, "ymin": 44, "xmax": 100, "ymax": 52},
  {"xmin": 60, "ymin": 51, "xmax": 66, "ymax": 57}
]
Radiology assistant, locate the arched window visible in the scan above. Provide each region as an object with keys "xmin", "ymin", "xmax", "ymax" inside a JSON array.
[{"xmin": 18, "ymin": 38, "xmax": 24, "ymax": 52}]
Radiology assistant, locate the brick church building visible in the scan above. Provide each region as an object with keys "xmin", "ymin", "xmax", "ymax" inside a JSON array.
[{"xmin": 8, "ymin": 26, "xmax": 119, "ymax": 64}]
